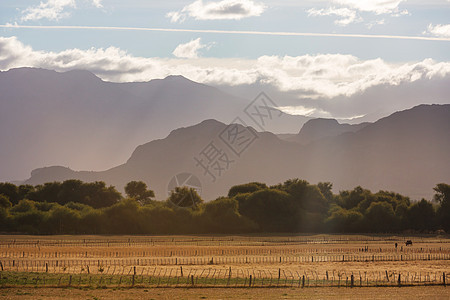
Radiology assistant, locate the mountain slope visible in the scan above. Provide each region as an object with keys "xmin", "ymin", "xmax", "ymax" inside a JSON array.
[
  {"xmin": 25, "ymin": 104, "xmax": 450, "ymax": 200},
  {"xmin": 0, "ymin": 68, "xmax": 308, "ymax": 181},
  {"xmin": 288, "ymin": 118, "xmax": 369, "ymax": 144}
]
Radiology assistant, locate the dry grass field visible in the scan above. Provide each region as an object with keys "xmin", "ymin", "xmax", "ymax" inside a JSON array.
[{"xmin": 0, "ymin": 234, "xmax": 449, "ymax": 298}]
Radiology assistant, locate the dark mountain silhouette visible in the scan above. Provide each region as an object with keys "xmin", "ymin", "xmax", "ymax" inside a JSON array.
[
  {"xmin": 0, "ymin": 68, "xmax": 308, "ymax": 181},
  {"xmin": 25, "ymin": 104, "xmax": 450, "ymax": 201},
  {"xmin": 284, "ymin": 118, "xmax": 369, "ymax": 144}
]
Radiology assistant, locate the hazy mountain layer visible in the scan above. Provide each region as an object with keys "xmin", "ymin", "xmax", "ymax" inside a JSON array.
[
  {"xmin": 0, "ymin": 68, "xmax": 308, "ymax": 181},
  {"xmin": 25, "ymin": 104, "xmax": 450, "ymax": 201}
]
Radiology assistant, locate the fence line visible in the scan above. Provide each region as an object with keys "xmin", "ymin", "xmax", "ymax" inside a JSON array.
[
  {"xmin": 0, "ymin": 267, "xmax": 447, "ymax": 288},
  {"xmin": 2, "ymin": 246, "xmax": 450, "ymax": 260},
  {"xmin": 1, "ymin": 236, "xmax": 449, "ymax": 248},
  {"xmin": 1, "ymin": 252, "xmax": 450, "ymax": 270}
]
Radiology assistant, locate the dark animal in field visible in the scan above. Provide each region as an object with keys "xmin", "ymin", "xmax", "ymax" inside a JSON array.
[{"xmin": 405, "ymin": 240, "xmax": 413, "ymax": 246}]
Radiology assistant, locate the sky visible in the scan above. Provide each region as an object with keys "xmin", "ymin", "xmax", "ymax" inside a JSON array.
[{"xmin": 1, "ymin": 0, "xmax": 450, "ymax": 120}]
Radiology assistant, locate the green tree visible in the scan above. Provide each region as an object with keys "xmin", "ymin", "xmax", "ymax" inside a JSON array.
[
  {"xmin": 434, "ymin": 183, "xmax": 450, "ymax": 231},
  {"xmin": 318, "ymin": 182, "xmax": 334, "ymax": 203},
  {"xmin": 365, "ymin": 201, "xmax": 396, "ymax": 232},
  {"xmin": 12, "ymin": 210, "xmax": 47, "ymax": 234},
  {"xmin": 27, "ymin": 182, "xmax": 61, "ymax": 203},
  {"xmin": 10, "ymin": 199, "xmax": 36, "ymax": 213},
  {"xmin": 282, "ymin": 179, "xmax": 328, "ymax": 214},
  {"xmin": 0, "ymin": 182, "xmax": 19, "ymax": 205},
  {"xmin": 17, "ymin": 185, "xmax": 35, "ymax": 200},
  {"xmin": 239, "ymin": 189, "xmax": 296, "ymax": 232},
  {"xmin": 338, "ymin": 186, "xmax": 370, "ymax": 210},
  {"xmin": 140, "ymin": 205, "xmax": 177, "ymax": 234},
  {"xmin": 325, "ymin": 206, "xmax": 364, "ymax": 232},
  {"xmin": 0, "ymin": 206, "xmax": 9, "ymax": 231},
  {"xmin": 57, "ymin": 180, "xmax": 84, "ymax": 205},
  {"xmin": 79, "ymin": 208, "xmax": 104, "ymax": 234},
  {"xmin": 0, "ymin": 194, "xmax": 12, "ymax": 209},
  {"xmin": 434, "ymin": 183, "xmax": 450, "ymax": 204},
  {"xmin": 82, "ymin": 181, "xmax": 122, "ymax": 208},
  {"xmin": 168, "ymin": 186, "xmax": 202, "ymax": 208},
  {"xmin": 201, "ymin": 198, "xmax": 257, "ymax": 233},
  {"xmin": 406, "ymin": 199, "xmax": 436, "ymax": 231},
  {"xmin": 124, "ymin": 181, "xmax": 155, "ymax": 204},
  {"xmin": 46, "ymin": 206, "xmax": 81, "ymax": 234},
  {"xmin": 104, "ymin": 199, "xmax": 142, "ymax": 234},
  {"xmin": 228, "ymin": 182, "xmax": 267, "ymax": 198}
]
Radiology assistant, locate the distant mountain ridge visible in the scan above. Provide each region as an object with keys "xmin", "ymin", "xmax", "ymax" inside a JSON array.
[
  {"xmin": 285, "ymin": 118, "xmax": 370, "ymax": 144},
  {"xmin": 24, "ymin": 104, "xmax": 450, "ymax": 201},
  {"xmin": 0, "ymin": 67, "xmax": 309, "ymax": 181}
]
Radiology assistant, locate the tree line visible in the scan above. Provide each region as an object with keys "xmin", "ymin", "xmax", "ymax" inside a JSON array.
[{"xmin": 0, "ymin": 179, "xmax": 449, "ymax": 234}]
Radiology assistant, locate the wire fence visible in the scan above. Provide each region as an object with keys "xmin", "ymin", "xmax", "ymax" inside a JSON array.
[
  {"xmin": 2, "ymin": 245, "xmax": 450, "ymax": 260},
  {"xmin": 1, "ymin": 252, "xmax": 450, "ymax": 271},
  {"xmin": 0, "ymin": 267, "xmax": 447, "ymax": 288},
  {"xmin": 1, "ymin": 235, "xmax": 449, "ymax": 248}
]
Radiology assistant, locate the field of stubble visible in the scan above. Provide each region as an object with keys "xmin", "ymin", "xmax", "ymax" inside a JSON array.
[{"xmin": 1, "ymin": 234, "xmax": 449, "ymax": 298}]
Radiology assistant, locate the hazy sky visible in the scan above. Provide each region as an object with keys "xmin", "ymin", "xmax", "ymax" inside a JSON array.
[{"xmin": 1, "ymin": 0, "xmax": 450, "ymax": 119}]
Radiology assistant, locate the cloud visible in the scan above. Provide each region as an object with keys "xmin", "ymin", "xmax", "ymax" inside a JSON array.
[
  {"xmin": 307, "ymin": 7, "xmax": 361, "ymax": 26},
  {"xmin": 91, "ymin": 0, "xmax": 103, "ymax": 8},
  {"xmin": 20, "ymin": 0, "xmax": 102, "ymax": 22},
  {"xmin": 172, "ymin": 38, "xmax": 208, "ymax": 58},
  {"xmin": 276, "ymin": 105, "xmax": 331, "ymax": 117},
  {"xmin": 167, "ymin": 0, "xmax": 266, "ymax": 23},
  {"xmin": 333, "ymin": 0, "xmax": 406, "ymax": 15},
  {"xmin": 1, "ymin": 36, "xmax": 450, "ymax": 100},
  {"xmin": 426, "ymin": 24, "xmax": 450, "ymax": 38},
  {"xmin": 21, "ymin": 0, "xmax": 76, "ymax": 22},
  {"xmin": 307, "ymin": 0, "xmax": 408, "ymax": 26}
]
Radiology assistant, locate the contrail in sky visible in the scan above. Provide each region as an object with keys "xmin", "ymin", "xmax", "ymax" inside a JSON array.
[{"xmin": 1, "ymin": 24, "xmax": 450, "ymax": 42}]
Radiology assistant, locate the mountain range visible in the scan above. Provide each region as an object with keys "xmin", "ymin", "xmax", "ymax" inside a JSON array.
[
  {"xmin": 23, "ymin": 104, "xmax": 450, "ymax": 201},
  {"xmin": 0, "ymin": 68, "xmax": 308, "ymax": 182}
]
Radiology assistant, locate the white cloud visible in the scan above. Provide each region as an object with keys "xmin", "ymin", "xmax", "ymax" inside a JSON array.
[
  {"xmin": 426, "ymin": 24, "xmax": 450, "ymax": 38},
  {"xmin": 307, "ymin": 0, "xmax": 408, "ymax": 26},
  {"xmin": 333, "ymin": 0, "xmax": 406, "ymax": 15},
  {"xmin": 20, "ymin": 0, "xmax": 103, "ymax": 22},
  {"xmin": 91, "ymin": 0, "xmax": 103, "ymax": 8},
  {"xmin": 366, "ymin": 19, "xmax": 385, "ymax": 29},
  {"xmin": 276, "ymin": 106, "xmax": 330, "ymax": 117},
  {"xmin": 21, "ymin": 0, "xmax": 76, "ymax": 22},
  {"xmin": 172, "ymin": 38, "xmax": 207, "ymax": 59},
  {"xmin": 307, "ymin": 7, "xmax": 361, "ymax": 26},
  {"xmin": 1, "ymin": 36, "xmax": 450, "ymax": 100},
  {"xmin": 167, "ymin": 0, "xmax": 266, "ymax": 23}
]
